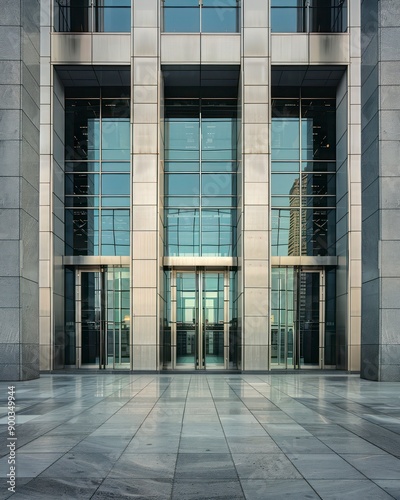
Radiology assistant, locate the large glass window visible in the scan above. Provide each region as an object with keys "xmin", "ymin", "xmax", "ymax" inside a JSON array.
[
  {"xmin": 271, "ymin": 97, "xmax": 336, "ymax": 256},
  {"xmin": 163, "ymin": 0, "xmax": 240, "ymax": 33},
  {"xmin": 65, "ymin": 90, "xmax": 130, "ymax": 256},
  {"xmin": 271, "ymin": 0, "xmax": 347, "ymax": 33},
  {"xmin": 54, "ymin": 0, "xmax": 131, "ymax": 32},
  {"xmin": 165, "ymin": 98, "xmax": 237, "ymax": 257}
]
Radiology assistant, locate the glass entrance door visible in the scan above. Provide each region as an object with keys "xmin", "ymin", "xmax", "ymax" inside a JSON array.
[
  {"xmin": 174, "ymin": 271, "xmax": 226, "ymax": 370},
  {"xmin": 271, "ymin": 267, "xmax": 324, "ymax": 369},
  {"xmin": 76, "ymin": 267, "xmax": 130, "ymax": 369}
]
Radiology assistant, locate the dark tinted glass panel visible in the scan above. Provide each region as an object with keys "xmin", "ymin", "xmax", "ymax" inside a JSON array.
[
  {"xmin": 95, "ymin": 1, "xmax": 131, "ymax": 33},
  {"xmin": 65, "ymin": 173, "xmax": 99, "ymax": 196},
  {"xmin": 301, "ymin": 100, "xmax": 336, "ymax": 160},
  {"xmin": 65, "ymin": 162, "xmax": 99, "ymax": 173},
  {"xmin": 65, "ymin": 100, "xmax": 100, "ymax": 160},
  {"xmin": 302, "ymin": 173, "xmax": 336, "ymax": 196},
  {"xmin": 65, "ymin": 209, "xmax": 99, "ymax": 255},
  {"xmin": 271, "ymin": 100, "xmax": 300, "ymax": 160},
  {"xmin": 302, "ymin": 209, "xmax": 336, "ymax": 256},
  {"xmin": 64, "ymin": 267, "xmax": 76, "ymax": 365}
]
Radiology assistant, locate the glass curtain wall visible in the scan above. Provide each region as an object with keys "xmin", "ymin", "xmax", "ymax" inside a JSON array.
[
  {"xmin": 164, "ymin": 98, "xmax": 237, "ymax": 257},
  {"xmin": 271, "ymin": 95, "xmax": 336, "ymax": 257},
  {"xmin": 54, "ymin": 0, "xmax": 131, "ymax": 32},
  {"xmin": 271, "ymin": 0, "xmax": 347, "ymax": 33},
  {"xmin": 65, "ymin": 88, "xmax": 130, "ymax": 257},
  {"xmin": 163, "ymin": 0, "xmax": 240, "ymax": 33}
]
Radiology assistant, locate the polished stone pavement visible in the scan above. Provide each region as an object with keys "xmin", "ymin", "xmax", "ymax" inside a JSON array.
[{"xmin": 1, "ymin": 373, "xmax": 400, "ymax": 499}]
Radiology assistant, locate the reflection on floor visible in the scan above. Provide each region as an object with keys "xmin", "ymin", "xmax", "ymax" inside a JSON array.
[{"xmin": 1, "ymin": 374, "xmax": 400, "ymax": 499}]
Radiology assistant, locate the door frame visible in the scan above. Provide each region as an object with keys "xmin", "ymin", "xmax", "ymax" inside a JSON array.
[{"xmin": 170, "ymin": 268, "xmax": 229, "ymax": 370}]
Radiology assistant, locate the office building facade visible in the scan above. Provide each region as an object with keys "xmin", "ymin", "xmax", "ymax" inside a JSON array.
[{"xmin": 0, "ymin": 0, "xmax": 398, "ymax": 380}]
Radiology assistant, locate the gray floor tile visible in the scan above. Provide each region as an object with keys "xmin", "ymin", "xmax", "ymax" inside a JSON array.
[
  {"xmin": 232, "ymin": 453, "xmax": 302, "ymax": 480},
  {"xmin": 175, "ymin": 453, "xmax": 237, "ymax": 480},
  {"xmin": 373, "ymin": 480, "xmax": 400, "ymax": 500},
  {"xmin": 287, "ymin": 453, "xmax": 364, "ymax": 479},
  {"xmin": 272, "ymin": 436, "xmax": 334, "ymax": 454},
  {"xmin": 0, "ymin": 453, "xmax": 64, "ymax": 478},
  {"xmin": 341, "ymin": 454, "xmax": 400, "ymax": 479},
  {"xmin": 3, "ymin": 477, "xmax": 102, "ymax": 500},
  {"xmin": 172, "ymin": 479, "xmax": 244, "ymax": 500},
  {"xmin": 309, "ymin": 479, "xmax": 395, "ymax": 499},
  {"xmin": 227, "ymin": 436, "xmax": 282, "ymax": 454},
  {"xmin": 92, "ymin": 478, "xmax": 173, "ymax": 499},
  {"xmin": 108, "ymin": 453, "xmax": 176, "ymax": 479},
  {"xmin": 38, "ymin": 451, "xmax": 116, "ymax": 478},
  {"xmin": 240, "ymin": 479, "xmax": 320, "ymax": 499}
]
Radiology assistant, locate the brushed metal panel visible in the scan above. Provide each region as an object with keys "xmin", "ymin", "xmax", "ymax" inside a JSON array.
[
  {"xmin": 133, "ymin": 181, "xmax": 157, "ymax": 205},
  {"xmin": 244, "ymin": 182, "xmax": 268, "ymax": 205},
  {"xmin": 351, "ymin": 287, "xmax": 361, "ymax": 316},
  {"xmin": 134, "ymin": 0, "xmax": 158, "ymax": 28},
  {"xmin": 243, "ymin": 0, "xmax": 269, "ymax": 28},
  {"xmin": 132, "ymin": 231, "xmax": 157, "ymax": 260},
  {"xmin": 161, "ymin": 34, "xmax": 200, "ymax": 64},
  {"xmin": 244, "ymin": 345, "xmax": 269, "ymax": 370},
  {"xmin": 201, "ymin": 35, "xmax": 240, "ymax": 64},
  {"xmin": 133, "ymin": 154, "xmax": 158, "ymax": 183},
  {"xmin": 243, "ymin": 58, "xmax": 269, "ymax": 85},
  {"xmin": 244, "ymin": 103, "xmax": 269, "ymax": 124},
  {"xmin": 244, "ymin": 28, "xmax": 269, "ymax": 57},
  {"xmin": 243, "ymin": 123, "xmax": 269, "ymax": 154},
  {"xmin": 133, "ymin": 85, "xmax": 158, "ymax": 104},
  {"xmin": 133, "ymin": 58, "xmax": 158, "ymax": 85},
  {"xmin": 244, "ymin": 260, "xmax": 268, "ymax": 288},
  {"xmin": 133, "ymin": 28, "xmax": 158, "ymax": 57},
  {"xmin": 133, "ymin": 316, "xmax": 158, "ymax": 345},
  {"xmin": 271, "ymin": 34, "xmax": 308, "ymax": 64},
  {"xmin": 133, "ymin": 103, "xmax": 158, "ymax": 124},
  {"xmin": 244, "ymin": 206, "xmax": 268, "ymax": 231},
  {"xmin": 163, "ymin": 256, "xmax": 237, "ymax": 267},
  {"xmin": 244, "ymin": 154, "xmax": 269, "ymax": 183},
  {"xmin": 132, "ymin": 288, "xmax": 157, "ymax": 317},
  {"xmin": 132, "ymin": 206, "xmax": 157, "ymax": 230},
  {"xmin": 309, "ymin": 34, "xmax": 350, "ymax": 64},
  {"xmin": 133, "ymin": 345, "xmax": 157, "ymax": 370},
  {"xmin": 92, "ymin": 34, "xmax": 131, "ymax": 63},
  {"xmin": 243, "ymin": 85, "xmax": 269, "ymax": 104},
  {"xmin": 244, "ymin": 316, "xmax": 269, "ymax": 345},
  {"xmin": 244, "ymin": 231, "xmax": 268, "ymax": 260},
  {"xmin": 133, "ymin": 123, "xmax": 158, "ymax": 153},
  {"xmin": 51, "ymin": 34, "xmax": 91, "ymax": 64},
  {"xmin": 132, "ymin": 259, "xmax": 157, "ymax": 288},
  {"xmin": 349, "ymin": 344, "xmax": 361, "ymax": 372}
]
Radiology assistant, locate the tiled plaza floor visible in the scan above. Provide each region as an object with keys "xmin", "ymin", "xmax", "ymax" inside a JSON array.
[{"xmin": 1, "ymin": 373, "xmax": 400, "ymax": 499}]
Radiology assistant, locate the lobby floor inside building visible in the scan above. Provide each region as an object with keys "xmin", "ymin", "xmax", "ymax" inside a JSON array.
[{"xmin": 1, "ymin": 374, "xmax": 400, "ymax": 499}]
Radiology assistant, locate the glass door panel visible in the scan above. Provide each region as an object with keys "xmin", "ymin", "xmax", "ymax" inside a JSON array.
[
  {"xmin": 271, "ymin": 267, "xmax": 323, "ymax": 369},
  {"xmin": 176, "ymin": 273, "xmax": 198, "ymax": 367},
  {"xmin": 203, "ymin": 273, "xmax": 225, "ymax": 368},
  {"xmin": 77, "ymin": 267, "xmax": 130, "ymax": 369},
  {"xmin": 173, "ymin": 270, "xmax": 227, "ymax": 370},
  {"xmin": 299, "ymin": 272, "xmax": 320, "ymax": 367},
  {"xmin": 81, "ymin": 271, "xmax": 102, "ymax": 365}
]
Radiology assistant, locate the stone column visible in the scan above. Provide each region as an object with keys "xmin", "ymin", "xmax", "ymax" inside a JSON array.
[{"xmin": 0, "ymin": 0, "xmax": 40, "ymax": 380}]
